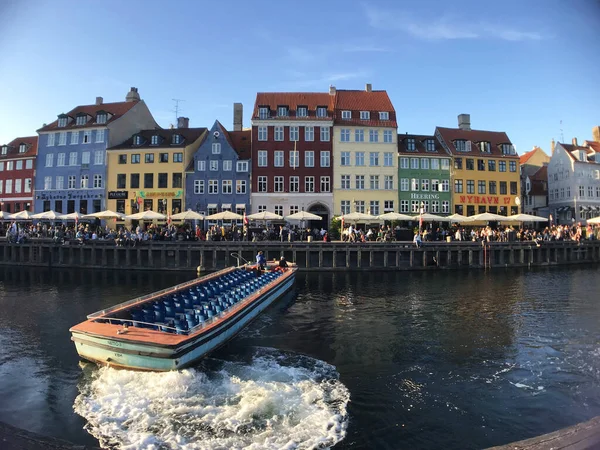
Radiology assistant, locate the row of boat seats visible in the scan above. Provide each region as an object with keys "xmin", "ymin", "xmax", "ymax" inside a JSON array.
[{"xmin": 121, "ymin": 269, "xmax": 283, "ymax": 334}]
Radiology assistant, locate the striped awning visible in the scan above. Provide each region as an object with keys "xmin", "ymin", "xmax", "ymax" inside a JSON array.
[{"xmin": 221, "ymin": 203, "xmax": 232, "ymax": 209}]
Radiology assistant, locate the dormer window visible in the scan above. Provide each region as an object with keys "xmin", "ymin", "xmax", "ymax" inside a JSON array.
[
  {"xmin": 341, "ymin": 110, "xmax": 351, "ymax": 119},
  {"xmin": 479, "ymin": 141, "xmax": 490, "ymax": 153},
  {"xmin": 151, "ymin": 135, "xmax": 159, "ymax": 146},
  {"xmin": 96, "ymin": 113, "xmax": 107, "ymax": 124},
  {"xmin": 57, "ymin": 117, "xmax": 68, "ymax": 127},
  {"xmin": 133, "ymin": 135, "xmax": 142, "ymax": 146},
  {"xmin": 1, "ymin": 146, "xmax": 7, "ymax": 155},
  {"xmin": 425, "ymin": 139, "xmax": 436, "ymax": 152},
  {"xmin": 501, "ymin": 143, "xmax": 514, "ymax": 155},
  {"xmin": 258, "ymin": 107, "xmax": 269, "ymax": 119},
  {"xmin": 379, "ymin": 112, "xmax": 389, "ymax": 120},
  {"xmin": 277, "ymin": 106, "xmax": 289, "ymax": 117},
  {"xmin": 579, "ymin": 150, "xmax": 587, "ymax": 162},
  {"xmin": 406, "ymin": 138, "xmax": 416, "ymax": 151},
  {"xmin": 172, "ymin": 134, "xmax": 181, "ymax": 144},
  {"xmin": 75, "ymin": 115, "xmax": 87, "ymax": 126},
  {"xmin": 360, "ymin": 111, "xmax": 370, "ymax": 120},
  {"xmin": 316, "ymin": 106, "xmax": 327, "ymax": 118},
  {"xmin": 19, "ymin": 144, "xmax": 27, "ymax": 153},
  {"xmin": 296, "ymin": 106, "xmax": 307, "ymax": 117}
]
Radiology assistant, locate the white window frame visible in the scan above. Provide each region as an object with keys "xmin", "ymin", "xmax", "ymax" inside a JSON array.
[
  {"xmin": 305, "ymin": 176, "xmax": 314, "ymax": 193},
  {"xmin": 46, "ymin": 153, "xmax": 54, "ymax": 167},
  {"xmin": 360, "ymin": 111, "xmax": 370, "ymax": 120},
  {"xmin": 258, "ymin": 126, "xmax": 268, "ymax": 141},
  {"xmin": 341, "ymin": 110, "xmax": 351, "ymax": 119},
  {"xmin": 222, "ymin": 179, "xmax": 233, "ymax": 194},
  {"xmin": 209, "ymin": 179, "xmax": 219, "ymax": 194},
  {"xmin": 341, "ymin": 174, "xmax": 350, "ymax": 189},
  {"xmin": 83, "ymin": 130, "xmax": 92, "ymax": 144},
  {"xmin": 198, "ymin": 160, "xmax": 206, "ymax": 171},
  {"xmin": 69, "ymin": 152, "xmax": 77, "ymax": 166},
  {"xmin": 274, "ymin": 151, "xmax": 284, "ymax": 167},
  {"xmin": 320, "ymin": 151, "xmax": 330, "ymax": 167},
  {"xmin": 384, "ymin": 152, "xmax": 393, "ymax": 167},
  {"xmin": 289, "ymin": 126, "xmax": 299, "ymax": 141},
  {"xmin": 212, "ymin": 143, "xmax": 221, "ymax": 154},
  {"xmin": 379, "ymin": 112, "xmax": 389, "ymax": 120},
  {"xmin": 223, "ymin": 160, "xmax": 232, "ymax": 171},
  {"xmin": 355, "ymin": 129, "xmax": 364, "ymax": 142},
  {"xmin": 289, "ymin": 176, "xmax": 299, "ymax": 192},
  {"xmin": 305, "ymin": 151, "xmax": 314, "ymax": 167},
  {"xmin": 236, "ymin": 161, "xmax": 248, "ymax": 172},
  {"xmin": 70, "ymin": 131, "xmax": 79, "ymax": 145},
  {"xmin": 320, "ymin": 176, "xmax": 330, "ymax": 193},
  {"xmin": 320, "ymin": 127, "xmax": 330, "ymax": 142},
  {"xmin": 93, "ymin": 174, "xmax": 102, "ymax": 188},
  {"xmin": 258, "ymin": 176, "xmax": 268, "ymax": 192},
  {"xmin": 274, "ymin": 176, "xmax": 284, "ymax": 192},
  {"xmin": 236, "ymin": 179, "xmax": 246, "ymax": 194},
  {"xmin": 305, "ymin": 126, "xmax": 314, "ymax": 141},
  {"xmin": 58, "ymin": 132, "xmax": 67, "ymax": 146},
  {"xmin": 274, "ymin": 126, "xmax": 284, "ymax": 141},
  {"xmin": 48, "ymin": 133, "xmax": 55, "ymax": 146},
  {"xmin": 95, "ymin": 129, "xmax": 105, "ymax": 143},
  {"xmin": 194, "ymin": 180, "xmax": 205, "ymax": 194},
  {"xmin": 80, "ymin": 174, "xmax": 89, "ymax": 188},
  {"xmin": 383, "ymin": 130, "xmax": 393, "ymax": 143},
  {"xmin": 210, "ymin": 160, "xmax": 219, "ymax": 171}
]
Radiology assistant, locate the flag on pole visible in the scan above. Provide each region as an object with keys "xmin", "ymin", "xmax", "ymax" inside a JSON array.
[
  {"xmin": 167, "ymin": 213, "xmax": 172, "ymax": 225},
  {"xmin": 75, "ymin": 215, "xmax": 79, "ymax": 226},
  {"xmin": 243, "ymin": 211, "xmax": 249, "ymax": 226}
]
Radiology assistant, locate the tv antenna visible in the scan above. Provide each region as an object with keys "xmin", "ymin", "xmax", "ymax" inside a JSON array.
[
  {"xmin": 560, "ymin": 120, "xmax": 564, "ymax": 143},
  {"xmin": 172, "ymin": 98, "xmax": 185, "ymax": 122}
]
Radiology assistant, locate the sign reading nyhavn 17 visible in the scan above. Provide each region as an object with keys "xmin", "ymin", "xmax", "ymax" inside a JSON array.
[
  {"xmin": 108, "ymin": 191, "xmax": 128, "ymax": 199},
  {"xmin": 459, "ymin": 195, "xmax": 512, "ymax": 205}
]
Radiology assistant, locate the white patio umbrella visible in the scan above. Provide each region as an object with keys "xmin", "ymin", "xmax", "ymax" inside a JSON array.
[
  {"xmin": 587, "ymin": 216, "xmax": 600, "ymax": 224},
  {"xmin": 285, "ymin": 211, "xmax": 322, "ymax": 221},
  {"xmin": 170, "ymin": 210, "xmax": 205, "ymax": 220},
  {"xmin": 447, "ymin": 213, "xmax": 470, "ymax": 223},
  {"xmin": 30, "ymin": 210, "xmax": 60, "ymax": 220},
  {"xmin": 377, "ymin": 212, "xmax": 414, "ymax": 221},
  {"xmin": 8, "ymin": 210, "xmax": 35, "ymax": 220},
  {"xmin": 412, "ymin": 213, "xmax": 452, "ymax": 222},
  {"xmin": 58, "ymin": 212, "xmax": 85, "ymax": 221},
  {"xmin": 0, "ymin": 211, "xmax": 14, "ymax": 220},
  {"xmin": 83, "ymin": 210, "xmax": 125, "ymax": 220},
  {"xmin": 126, "ymin": 210, "xmax": 167, "ymax": 221},
  {"xmin": 505, "ymin": 213, "xmax": 549, "ymax": 223},
  {"xmin": 338, "ymin": 212, "xmax": 379, "ymax": 222},
  {"xmin": 205, "ymin": 211, "xmax": 243, "ymax": 220},
  {"xmin": 463, "ymin": 212, "xmax": 508, "ymax": 222},
  {"xmin": 247, "ymin": 211, "xmax": 283, "ymax": 221}
]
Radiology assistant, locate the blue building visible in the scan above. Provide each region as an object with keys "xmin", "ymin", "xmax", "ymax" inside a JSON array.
[
  {"xmin": 35, "ymin": 87, "xmax": 157, "ymax": 214},
  {"xmin": 185, "ymin": 120, "xmax": 251, "ymax": 225}
]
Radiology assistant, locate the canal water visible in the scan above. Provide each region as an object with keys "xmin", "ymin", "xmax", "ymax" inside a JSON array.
[{"xmin": 0, "ymin": 266, "xmax": 599, "ymax": 449}]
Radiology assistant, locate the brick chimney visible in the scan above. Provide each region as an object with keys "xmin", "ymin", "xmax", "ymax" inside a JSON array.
[
  {"xmin": 177, "ymin": 117, "xmax": 189, "ymax": 129},
  {"xmin": 329, "ymin": 85, "xmax": 336, "ymax": 96},
  {"xmin": 592, "ymin": 126, "xmax": 600, "ymax": 143},
  {"xmin": 551, "ymin": 138, "xmax": 555, "ymax": 155},
  {"xmin": 126, "ymin": 87, "xmax": 140, "ymax": 102},
  {"xmin": 365, "ymin": 83, "xmax": 372, "ymax": 92},
  {"xmin": 233, "ymin": 103, "xmax": 243, "ymax": 132},
  {"xmin": 95, "ymin": 97, "xmax": 103, "ymax": 105},
  {"xmin": 458, "ymin": 114, "xmax": 471, "ymax": 131},
  {"xmin": 572, "ymin": 137, "xmax": 578, "ymax": 146}
]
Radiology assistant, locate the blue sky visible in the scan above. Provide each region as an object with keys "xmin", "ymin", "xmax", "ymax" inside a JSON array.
[{"xmin": 1, "ymin": 0, "xmax": 599, "ymax": 154}]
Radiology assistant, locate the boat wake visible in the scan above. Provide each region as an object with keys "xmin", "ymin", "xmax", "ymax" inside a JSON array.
[{"xmin": 73, "ymin": 347, "xmax": 349, "ymax": 449}]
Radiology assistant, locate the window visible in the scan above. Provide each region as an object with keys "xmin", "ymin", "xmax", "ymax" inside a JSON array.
[
  {"xmin": 117, "ymin": 174, "xmax": 126, "ymax": 189},
  {"xmin": 400, "ymin": 178, "xmax": 409, "ymax": 191},
  {"xmin": 341, "ymin": 152, "xmax": 350, "ymax": 166},
  {"xmin": 356, "ymin": 175, "xmax": 365, "ymax": 190},
  {"xmin": 257, "ymin": 205, "xmax": 267, "ymax": 213},
  {"xmin": 157, "ymin": 153, "xmax": 168, "ymax": 163},
  {"xmin": 502, "ymin": 144, "xmax": 514, "ymax": 155},
  {"xmin": 197, "ymin": 160, "xmax": 206, "ymax": 171},
  {"xmin": 341, "ymin": 129, "xmax": 350, "ymax": 142},
  {"xmin": 259, "ymin": 107, "xmax": 269, "ymax": 119},
  {"xmin": 421, "ymin": 179, "xmax": 429, "ymax": 191},
  {"xmin": 290, "ymin": 150, "xmax": 299, "ymax": 168},
  {"xmin": 489, "ymin": 181, "xmax": 498, "ymax": 194},
  {"xmin": 274, "ymin": 205, "xmax": 284, "ymax": 216},
  {"xmin": 341, "ymin": 200, "xmax": 351, "ymax": 214},
  {"xmin": 360, "ymin": 111, "xmax": 370, "ymax": 120},
  {"xmin": 223, "ymin": 160, "xmax": 232, "ymax": 171},
  {"xmin": 55, "ymin": 152, "xmax": 65, "ymax": 166},
  {"xmin": 236, "ymin": 179, "xmax": 246, "ymax": 194},
  {"xmin": 406, "ymin": 138, "xmax": 416, "ymax": 151},
  {"xmin": 478, "ymin": 180, "xmax": 486, "ymax": 194},
  {"xmin": 297, "ymin": 107, "xmax": 307, "ymax": 117},
  {"xmin": 157, "ymin": 173, "xmax": 168, "ymax": 188},
  {"xmin": 384, "ymin": 152, "xmax": 394, "ymax": 166},
  {"xmin": 288, "ymin": 205, "xmax": 299, "ymax": 215},
  {"xmin": 212, "ymin": 143, "xmax": 221, "ymax": 154},
  {"xmin": 379, "ymin": 111, "xmax": 389, "ymax": 120},
  {"xmin": 289, "ymin": 126, "xmax": 299, "ymax": 141},
  {"xmin": 426, "ymin": 139, "xmax": 436, "ymax": 152},
  {"xmin": 80, "ymin": 174, "xmax": 89, "ymax": 188},
  {"xmin": 454, "ymin": 179, "xmax": 463, "ymax": 193},
  {"xmin": 44, "ymin": 176, "xmax": 52, "ymax": 190},
  {"xmin": 341, "ymin": 111, "xmax": 351, "ymax": 119},
  {"xmin": 383, "ymin": 130, "xmax": 393, "ymax": 143},
  {"xmin": 258, "ymin": 176, "xmax": 267, "ymax": 192},
  {"xmin": 477, "ymin": 159, "xmax": 485, "ymax": 171},
  {"xmin": 274, "ymin": 176, "xmax": 284, "ymax": 192},
  {"xmin": 305, "ymin": 151, "xmax": 314, "ymax": 167},
  {"xmin": 369, "ymin": 130, "xmax": 379, "ymax": 142},
  {"xmin": 305, "ymin": 176, "xmax": 314, "ymax": 192},
  {"xmin": 431, "ymin": 179, "xmax": 439, "ymax": 192},
  {"xmin": 149, "ymin": 135, "xmax": 159, "ymax": 146},
  {"xmin": 171, "ymin": 134, "xmax": 181, "ymax": 145},
  {"xmin": 66, "ymin": 152, "xmax": 76, "ymax": 166},
  {"xmin": 320, "ymin": 151, "xmax": 330, "ymax": 167},
  {"xmin": 305, "ymin": 126, "xmax": 314, "ymax": 141},
  {"xmin": 431, "ymin": 201, "xmax": 439, "ymax": 213},
  {"xmin": 82, "ymin": 151, "xmax": 91, "ymax": 165},
  {"xmin": 58, "ymin": 132, "xmax": 67, "ymax": 146},
  {"xmin": 355, "ymin": 129, "xmax": 364, "ymax": 142},
  {"xmin": 479, "ymin": 141, "xmax": 490, "ymax": 153},
  {"xmin": 258, "ymin": 126, "xmax": 267, "ymax": 141},
  {"xmin": 441, "ymin": 201, "xmax": 449, "ymax": 214},
  {"xmin": 173, "ymin": 152, "xmax": 183, "ymax": 163},
  {"xmin": 237, "ymin": 161, "xmax": 249, "ymax": 171},
  {"xmin": 320, "ymin": 127, "xmax": 330, "ymax": 141},
  {"xmin": 454, "ymin": 158, "xmax": 463, "ymax": 170},
  {"xmin": 499, "ymin": 161, "xmax": 506, "ymax": 172},
  {"xmin": 370, "ymin": 175, "xmax": 379, "ymax": 190},
  {"xmin": 455, "ymin": 140, "xmax": 467, "ymax": 151},
  {"xmin": 93, "ymin": 174, "xmax": 102, "ymax": 188},
  {"xmin": 341, "ymin": 175, "xmax": 350, "ymax": 189},
  {"xmin": 83, "ymin": 130, "xmax": 92, "ymax": 144},
  {"xmin": 70, "ymin": 131, "xmax": 79, "ymax": 145},
  {"xmin": 383, "ymin": 200, "xmax": 394, "ymax": 212},
  {"xmin": 116, "ymin": 154, "xmax": 127, "ymax": 164},
  {"xmin": 277, "ymin": 106, "xmax": 288, "ymax": 117},
  {"xmin": 210, "ymin": 160, "xmax": 219, "ymax": 171},
  {"xmin": 96, "ymin": 129, "xmax": 105, "ymax": 143},
  {"xmin": 144, "ymin": 153, "xmax": 154, "ymax": 164},
  {"xmin": 567, "ymin": 187, "xmax": 570, "ymax": 197},
  {"xmin": 466, "ymin": 159, "xmax": 474, "ymax": 170},
  {"xmin": 467, "ymin": 180, "xmax": 475, "ymax": 194},
  {"xmin": 144, "ymin": 173, "xmax": 154, "ymax": 188},
  {"xmin": 369, "ymin": 152, "xmax": 379, "ymax": 166},
  {"xmin": 400, "ymin": 157, "xmax": 409, "ymax": 169},
  {"xmin": 274, "ymin": 127, "xmax": 284, "ymax": 141},
  {"xmin": 95, "ymin": 151, "xmax": 104, "ymax": 165},
  {"xmin": 431, "ymin": 158, "xmax": 439, "ymax": 170},
  {"xmin": 421, "ymin": 159, "xmax": 429, "ymax": 170},
  {"xmin": 46, "ymin": 153, "xmax": 54, "ymax": 167},
  {"xmin": 589, "ymin": 186, "xmax": 594, "ymax": 197},
  {"xmin": 209, "ymin": 180, "xmax": 218, "ymax": 194},
  {"xmin": 133, "ymin": 135, "xmax": 142, "ymax": 146},
  {"xmin": 411, "ymin": 201, "xmax": 420, "ymax": 213},
  {"xmin": 272, "ymin": 150, "xmax": 284, "ymax": 167},
  {"xmin": 76, "ymin": 115, "xmax": 87, "ymax": 126},
  {"xmin": 6, "ymin": 161, "xmax": 12, "ymax": 171},
  {"xmin": 258, "ymin": 151, "xmax": 267, "ymax": 167},
  {"xmin": 68, "ymin": 175, "xmax": 75, "ymax": 189},
  {"xmin": 355, "ymin": 152, "xmax": 365, "ymax": 166},
  {"xmin": 58, "ymin": 117, "xmax": 67, "ymax": 127},
  {"xmin": 410, "ymin": 158, "xmax": 419, "ymax": 169},
  {"xmin": 441, "ymin": 180, "xmax": 449, "ymax": 192},
  {"xmin": 500, "ymin": 181, "xmax": 507, "ymax": 195},
  {"xmin": 290, "ymin": 176, "xmax": 299, "ymax": 192},
  {"xmin": 509, "ymin": 161, "xmax": 517, "ymax": 172},
  {"xmin": 48, "ymin": 133, "xmax": 55, "ymax": 146},
  {"xmin": 370, "ymin": 200, "xmax": 380, "ymax": 215},
  {"xmin": 320, "ymin": 176, "xmax": 330, "ymax": 192},
  {"xmin": 400, "ymin": 200, "xmax": 409, "ymax": 213},
  {"xmin": 316, "ymin": 107, "xmax": 327, "ymax": 117},
  {"xmin": 222, "ymin": 179, "xmax": 232, "ymax": 194},
  {"xmin": 510, "ymin": 181, "xmax": 518, "ymax": 195},
  {"xmin": 25, "ymin": 178, "xmax": 32, "ymax": 193},
  {"xmin": 127, "ymin": 154, "xmax": 139, "ymax": 164}
]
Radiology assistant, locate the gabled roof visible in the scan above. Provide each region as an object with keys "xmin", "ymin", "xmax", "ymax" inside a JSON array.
[
  {"xmin": 584, "ymin": 140, "xmax": 600, "ymax": 154},
  {"xmin": 38, "ymin": 101, "xmax": 140, "ymax": 132},
  {"xmin": 252, "ymin": 93, "xmax": 334, "ymax": 120},
  {"xmin": 435, "ymin": 126, "xmax": 517, "ymax": 158},
  {"xmin": 528, "ymin": 166, "xmax": 548, "ymax": 196},
  {"xmin": 531, "ymin": 164, "xmax": 547, "ymax": 181},
  {"xmin": 520, "ymin": 147, "xmax": 542, "ymax": 165},
  {"xmin": 397, "ymin": 134, "xmax": 445, "ymax": 155},
  {"xmin": 0, "ymin": 136, "xmax": 38, "ymax": 159},
  {"xmin": 334, "ymin": 90, "xmax": 397, "ymax": 127},
  {"xmin": 557, "ymin": 142, "xmax": 599, "ymax": 164},
  {"xmin": 214, "ymin": 120, "xmax": 251, "ymax": 159},
  {"xmin": 108, "ymin": 127, "xmax": 207, "ymax": 150}
]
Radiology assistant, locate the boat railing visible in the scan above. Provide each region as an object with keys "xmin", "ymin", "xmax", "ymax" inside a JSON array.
[
  {"xmin": 230, "ymin": 252, "xmax": 250, "ymax": 267},
  {"xmin": 86, "ymin": 266, "xmax": 236, "ymax": 319}
]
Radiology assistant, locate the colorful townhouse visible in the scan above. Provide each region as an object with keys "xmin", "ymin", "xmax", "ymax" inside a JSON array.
[
  {"xmin": 35, "ymin": 88, "xmax": 157, "ymax": 214},
  {"xmin": 397, "ymin": 134, "xmax": 452, "ymax": 214},
  {"xmin": 107, "ymin": 118, "xmax": 206, "ymax": 216},
  {"xmin": 0, "ymin": 136, "xmax": 37, "ymax": 213},
  {"xmin": 519, "ymin": 146, "xmax": 550, "ymax": 217},
  {"xmin": 332, "ymin": 84, "xmax": 398, "ymax": 216},
  {"xmin": 435, "ymin": 114, "xmax": 521, "ymax": 216},
  {"xmin": 251, "ymin": 92, "xmax": 334, "ymax": 227},
  {"xmin": 185, "ymin": 119, "xmax": 251, "ymax": 224}
]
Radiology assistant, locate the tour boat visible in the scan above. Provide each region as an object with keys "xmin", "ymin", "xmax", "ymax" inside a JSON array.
[{"xmin": 69, "ymin": 263, "xmax": 297, "ymax": 371}]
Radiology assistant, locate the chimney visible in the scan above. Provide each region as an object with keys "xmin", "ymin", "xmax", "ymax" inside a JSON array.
[
  {"xmin": 458, "ymin": 114, "xmax": 471, "ymax": 131},
  {"xmin": 95, "ymin": 96, "xmax": 103, "ymax": 105},
  {"xmin": 126, "ymin": 87, "xmax": 140, "ymax": 102},
  {"xmin": 592, "ymin": 126, "xmax": 600, "ymax": 143},
  {"xmin": 365, "ymin": 83, "xmax": 372, "ymax": 92},
  {"xmin": 551, "ymin": 138, "xmax": 555, "ymax": 155},
  {"xmin": 572, "ymin": 137, "xmax": 578, "ymax": 147},
  {"xmin": 177, "ymin": 117, "xmax": 189, "ymax": 129},
  {"xmin": 233, "ymin": 103, "xmax": 243, "ymax": 132},
  {"xmin": 329, "ymin": 85, "xmax": 336, "ymax": 96}
]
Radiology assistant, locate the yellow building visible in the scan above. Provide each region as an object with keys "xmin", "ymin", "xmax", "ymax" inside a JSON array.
[
  {"xmin": 435, "ymin": 115, "xmax": 521, "ymax": 216},
  {"xmin": 332, "ymin": 85, "xmax": 398, "ymax": 216},
  {"xmin": 106, "ymin": 122, "xmax": 206, "ymax": 215}
]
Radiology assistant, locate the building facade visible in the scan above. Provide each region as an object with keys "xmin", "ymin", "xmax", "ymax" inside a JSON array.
[
  {"xmin": 548, "ymin": 134, "xmax": 600, "ymax": 224},
  {"xmin": 35, "ymin": 88, "xmax": 157, "ymax": 214},
  {"xmin": 397, "ymin": 134, "xmax": 452, "ymax": 215},
  {"xmin": 435, "ymin": 114, "xmax": 521, "ymax": 216},
  {"xmin": 0, "ymin": 136, "xmax": 37, "ymax": 213},
  {"xmin": 332, "ymin": 84, "xmax": 398, "ymax": 216},
  {"xmin": 251, "ymin": 92, "xmax": 334, "ymax": 226},
  {"xmin": 185, "ymin": 120, "xmax": 251, "ymax": 225},
  {"xmin": 519, "ymin": 146, "xmax": 550, "ymax": 215}
]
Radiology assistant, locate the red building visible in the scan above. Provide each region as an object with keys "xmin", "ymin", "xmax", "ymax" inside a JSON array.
[
  {"xmin": 251, "ymin": 92, "xmax": 334, "ymax": 225},
  {"xmin": 0, "ymin": 136, "xmax": 37, "ymax": 213}
]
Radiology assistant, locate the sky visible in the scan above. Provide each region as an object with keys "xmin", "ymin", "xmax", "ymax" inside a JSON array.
[{"xmin": 0, "ymin": 0, "xmax": 599, "ymax": 154}]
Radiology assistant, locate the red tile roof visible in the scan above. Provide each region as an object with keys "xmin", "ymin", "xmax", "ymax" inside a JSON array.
[
  {"xmin": 215, "ymin": 120, "xmax": 251, "ymax": 159},
  {"xmin": 520, "ymin": 147, "xmax": 538, "ymax": 165},
  {"xmin": 252, "ymin": 93, "xmax": 334, "ymax": 120},
  {"xmin": 435, "ymin": 126, "xmax": 517, "ymax": 159},
  {"xmin": 397, "ymin": 134, "xmax": 446, "ymax": 155},
  {"xmin": 530, "ymin": 164, "xmax": 547, "ymax": 181},
  {"xmin": 0, "ymin": 136, "xmax": 38, "ymax": 160},
  {"xmin": 38, "ymin": 100, "xmax": 140, "ymax": 132},
  {"xmin": 558, "ymin": 142, "xmax": 599, "ymax": 164},
  {"xmin": 334, "ymin": 90, "xmax": 397, "ymax": 127},
  {"xmin": 109, "ymin": 127, "xmax": 207, "ymax": 150},
  {"xmin": 584, "ymin": 140, "xmax": 600, "ymax": 153}
]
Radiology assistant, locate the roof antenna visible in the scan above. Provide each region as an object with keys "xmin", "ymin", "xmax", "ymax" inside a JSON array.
[
  {"xmin": 172, "ymin": 98, "xmax": 185, "ymax": 123},
  {"xmin": 560, "ymin": 119, "xmax": 564, "ymax": 143}
]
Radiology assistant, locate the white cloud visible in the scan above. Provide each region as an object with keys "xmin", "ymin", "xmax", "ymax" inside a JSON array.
[{"xmin": 277, "ymin": 70, "xmax": 370, "ymax": 89}]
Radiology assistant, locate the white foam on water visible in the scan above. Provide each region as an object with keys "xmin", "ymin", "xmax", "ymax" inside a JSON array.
[{"xmin": 73, "ymin": 348, "xmax": 349, "ymax": 450}]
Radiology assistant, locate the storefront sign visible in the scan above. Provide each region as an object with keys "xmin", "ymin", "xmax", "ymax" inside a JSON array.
[
  {"xmin": 108, "ymin": 191, "xmax": 128, "ymax": 199},
  {"xmin": 458, "ymin": 195, "xmax": 512, "ymax": 205},
  {"xmin": 137, "ymin": 190, "xmax": 183, "ymax": 198},
  {"xmin": 411, "ymin": 193, "xmax": 440, "ymax": 200}
]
